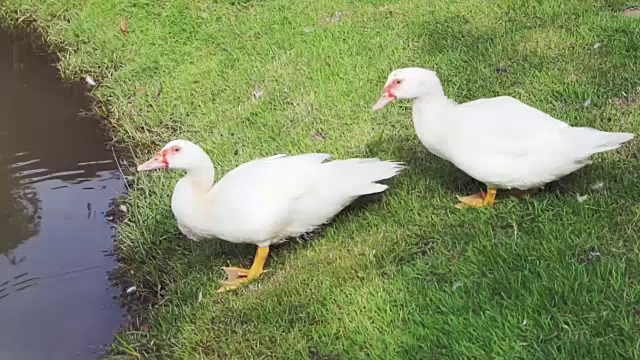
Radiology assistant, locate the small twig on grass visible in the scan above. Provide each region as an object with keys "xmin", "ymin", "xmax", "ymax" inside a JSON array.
[{"xmin": 111, "ymin": 145, "xmax": 131, "ymax": 192}]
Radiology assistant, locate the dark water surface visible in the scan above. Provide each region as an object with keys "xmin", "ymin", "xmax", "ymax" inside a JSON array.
[{"xmin": 0, "ymin": 29, "xmax": 124, "ymax": 359}]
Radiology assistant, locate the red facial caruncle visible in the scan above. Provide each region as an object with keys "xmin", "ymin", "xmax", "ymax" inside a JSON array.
[
  {"xmin": 137, "ymin": 145, "xmax": 180, "ymax": 172},
  {"xmin": 158, "ymin": 145, "xmax": 181, "ymax": 168},
  {"xmin": 382, "ymin": 79, "xmax": 401, "ymax": 100}
]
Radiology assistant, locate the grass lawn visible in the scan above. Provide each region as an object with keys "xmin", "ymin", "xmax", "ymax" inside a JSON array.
[{"xmin": 2, "ymin": 0, "xmax": 640, "ymax": 358}]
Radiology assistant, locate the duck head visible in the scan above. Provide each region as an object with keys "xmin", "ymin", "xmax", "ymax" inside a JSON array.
[
  {"xmin": 372, "ymin": 67, "xmax": 444, "ymax": 111},
  {"xmin": 137, "ymin": 139, "xmax": 211, "ymax": 173}
]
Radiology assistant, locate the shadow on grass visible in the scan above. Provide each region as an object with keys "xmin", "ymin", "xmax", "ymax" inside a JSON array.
[{"xmin": 361, "ymin": 132, "xmax": 626, "ymax": 203}]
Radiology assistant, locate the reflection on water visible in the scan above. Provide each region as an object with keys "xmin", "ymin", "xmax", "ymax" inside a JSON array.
[
  {"xmin": 0, "ymin": 29, "xmax": 124, "ymax": 359},
  {"xmin": 0, "ymin": 182, "xmax": 40, "ymax": 257}
]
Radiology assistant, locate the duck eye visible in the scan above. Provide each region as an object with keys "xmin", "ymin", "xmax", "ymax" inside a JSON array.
[
  {"xmin": 174, "ymin": 147, "xmax": 181, "ymax": 153},
  {"xmin": 396, "ymin": 79, "xmax": 402, "ymax": 84}
]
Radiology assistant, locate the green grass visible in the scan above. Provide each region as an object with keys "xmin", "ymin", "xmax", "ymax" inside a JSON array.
[{"xmin": 2, "ymin": 0, "xmax": 640, "ymax": 358}]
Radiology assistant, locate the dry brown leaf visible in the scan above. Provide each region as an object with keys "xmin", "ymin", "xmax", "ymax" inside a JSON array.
[
  {"xmin": 120, "ymin": 17, "xmax": 129, "ymax": 36},
  {"xmin": 139, "ymin": 324, "xmax": 150, "ymax": 333},
  {"xmin": 311, "ymin": 131, "xmax": 326, "ymax": 141},
  {"xmin": 323, "ymin": 11, "xmax": 347, "ymax": 24},
  {"xmin": 624, "ymin": 7, "xmax": 640, "ymax": 16},
  {"xmin": 251, "ymin": 85, "xmax": 264, "ymax": 101},
  {"xmin": 155, "ymin": 81, "xmax": 162, "ymax": 98}
]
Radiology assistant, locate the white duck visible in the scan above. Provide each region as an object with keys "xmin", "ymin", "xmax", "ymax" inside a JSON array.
[
  {"xmin": 372, "ymin": 67, "xmax": 634, "ymax": 208},
  {"xmin": 137, "ymin": 140, "xmax": 404, "ymax": 292}
]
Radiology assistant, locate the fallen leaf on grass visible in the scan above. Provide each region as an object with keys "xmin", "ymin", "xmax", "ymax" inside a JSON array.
[
  {"xmin": 139, "ymin": 324, "xmax": 150, "ymax": 333},
  {"xmin": 323, "ymin": 11, "xmax": 347, "ymax": 24},
  {"xmin": 252, "ymin": 85, "xmax": 264, "ymax": 100},
  {"xmin": 120, "ymin": 17, "xmax": 129, "ymax": 36},
  {"xmin": 611, "ymin": 93, "xmax": 639, "ymax": 108},
  {"xmin": 155, "ymin": 81, "xmax": 162, "ymax": 98},
  {"xmin": 311, "ymin": 131, "xmax": 326, "ymax": 141},
  {"xmin": 624, "ymin": 7, "xmax": 640, "ymax": 16}
]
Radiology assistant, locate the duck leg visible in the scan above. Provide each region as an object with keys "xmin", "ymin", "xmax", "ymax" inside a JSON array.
[
  {"xmin": 455, "ymin": 187, "xmax": 497, "ymax": 208},
  {"xmin": 217, "ymin": 246, "xmax": 269, "ymax": 293}
]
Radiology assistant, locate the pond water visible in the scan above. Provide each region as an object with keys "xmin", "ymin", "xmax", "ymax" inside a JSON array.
[{"xmin": 0, "ymin": 29, "xmax": 124, "ymax": 359}]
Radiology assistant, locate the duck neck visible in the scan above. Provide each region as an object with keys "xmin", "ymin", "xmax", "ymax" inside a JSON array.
[
  {"xmin": 172, "ymin": 158, "xmax": 216, "ymax": 225},
  {"xmin": 413, "ymin": 91, "xmax": 453, "ymax": 123},
  {"xmin": 411, "ymin": 92, "xmax": 455, "ymax": 157},
  {"xmin": 183, "ymin": 162, "xmax": 215, "ymax": 193},
  {"xmin": 411, "ymin": 76, "xmax": 451, "ymax": 120}
]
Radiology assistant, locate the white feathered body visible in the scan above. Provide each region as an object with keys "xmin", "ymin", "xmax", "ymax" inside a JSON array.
[
  {"xmin": 412, "ymin": 96, "xmax": 634, "ymax": 189},
  {"xmin": 171, "ymin": 153, "xmax": 403, "ymax": 246}
]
